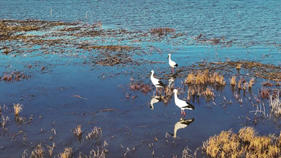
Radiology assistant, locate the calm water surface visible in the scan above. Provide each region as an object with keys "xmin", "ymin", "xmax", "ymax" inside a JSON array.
[{"xmin": 0, "ymin": 0, "xmax": 280, "ymax": 157}]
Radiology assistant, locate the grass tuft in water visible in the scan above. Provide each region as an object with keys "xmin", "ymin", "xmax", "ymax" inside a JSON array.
[{"xmin": 203, "ymin": 127, "xmax": 281, "ymax": 158}]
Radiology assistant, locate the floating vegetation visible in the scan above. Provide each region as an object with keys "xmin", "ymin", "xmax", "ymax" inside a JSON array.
[
  {"xmin": 80, "ymin": 45, "xmax": 138, "ymax": 52},
  {"xmin": 150, "ymin": 27, "xmax": 175, "ymax": 36},
  {"xmin": 193, "ymin": 34, "xmax": 233, "ymax": 46},
  {"xmin": 0, "ymin": 71, "xmax": 29, "ymax": 82},
  {"xmin": 203, "ymin": 127, "xmax": 281, "ymax": 158},
  {"xmin": 129, "ymin": 81, "xmax": 152, "ymax": 94}
]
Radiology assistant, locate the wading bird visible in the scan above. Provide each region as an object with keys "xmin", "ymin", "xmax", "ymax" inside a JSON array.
[
  {"xmin": 168, "ymin": 54, "xmax": 178, "ymax": 73},
  {"xmin": 150, "ymin": 70, "xmax": 164, "ymax": 95},
  {"xmin": 173, "ymin": 89, "xmax": 195, "ymax": 117}
]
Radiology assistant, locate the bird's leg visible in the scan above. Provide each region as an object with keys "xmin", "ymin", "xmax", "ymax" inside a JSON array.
[
  {"xmin": 156, "ymin": 88, "xmax": 158, "ymax": 96},
  {"xmin": 183, "ymin": 111, "xmax": 186, "ymax": 117},
  {"xmin": 171, "ymin": 68, "xmax": 174, "ymax": 74}
]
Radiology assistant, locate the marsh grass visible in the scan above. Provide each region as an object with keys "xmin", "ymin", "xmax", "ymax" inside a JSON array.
[
  {"xmin": 269, "ymin": 91, "xmax": 281, "ymax": 116},
  {"xmin": 30, "ymin": 144, "xmax": 44, "ymax": 158},
  {"xmin": 13, "ymin": 103, "xmax": 23, "ymax": 116},
  {"xmin": 203, "ymin": 127, "xmax": 281, "ymax": 158},
  {"xmin": 86, "ymin": 127, "xmax": 102, "ymax": 140},
  {"xmin": 59, "ymin": 147, "xmax": 73, "ymax": 158},
  {"xmin": 73, "ymin": 125, "xmax": 82, "ymax": 140},
  {"xmin": 230, "ymin": 76, "xmax": 236, "ymax": 87},
  {"xmin": 47, "ymin": 143, "xmax": 55, "ymax": 157},
  {"xmin": 1, "ymin": 115, "xmax": 9, "ymax": 128}
]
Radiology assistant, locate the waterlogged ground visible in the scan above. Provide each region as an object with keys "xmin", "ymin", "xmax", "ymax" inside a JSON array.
[{"xmin": 0, "ymin": 0, "xmax": 281, "ymax": 157}]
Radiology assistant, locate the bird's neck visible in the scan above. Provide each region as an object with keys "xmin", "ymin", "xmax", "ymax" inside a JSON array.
[
  {"xmin": 173, "ymin": 128, "xmax": 177, "ymax": 138},
  {"xmin": 168, "ymin": 56, "xmax": 171, "ymax": 61},
  {"xmin": 174, "ymin": 92, "xmax": 178, "ymax": 100}
]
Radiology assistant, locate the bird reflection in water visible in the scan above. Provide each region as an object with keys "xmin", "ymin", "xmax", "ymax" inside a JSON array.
[
  {"xmin": 171, "ymin": 118, "xmax": 194, "ymax": 138},
  {"xmin": 150, "ymin": 95, "xmax": 161, "ymax": 110}
]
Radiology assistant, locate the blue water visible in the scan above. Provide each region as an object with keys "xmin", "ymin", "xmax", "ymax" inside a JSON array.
[
  {"xmin": 0, "ymin": 0, "xmax": 281, "ymax": 157},
  {"xmin": 1, "ymin": 0, "xmax": 281, "ymax": 47}
]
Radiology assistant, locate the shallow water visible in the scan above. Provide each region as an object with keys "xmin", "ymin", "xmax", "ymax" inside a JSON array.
[{"xmin": 0, "ymin": 0, "xmax": 281, "ymax": 157}]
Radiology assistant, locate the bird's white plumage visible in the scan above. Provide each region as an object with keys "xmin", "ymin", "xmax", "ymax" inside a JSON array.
[
  {"xmin": 173, "ymin": 89, "xmax": 193, "ymax": 110},
  {"xmin": 168, "ymin": 54, "xmax": 177, "ymax": 68},
  {"xmin": 150, "ymin": 70, "xmax": 163, "ymax": 88}
]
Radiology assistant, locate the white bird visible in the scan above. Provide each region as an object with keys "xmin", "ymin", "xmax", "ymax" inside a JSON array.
[
  {"xmin": 168, "ymin": 54, "xmax": 178, "ymax": 73},
  {"xmin": 150, "ymin": 70, "xmax": 164, "ymax": 95},
  {"xmin": 173, "ymin": 118, "xmax": 194, "ymax": 138},
  {"xmin": 150, "ymin": 95, "xmax": 161, "ymax": 110},
  {"xmin": 173, "ymin": 89, "xmax": 195, "ymax": 116}
]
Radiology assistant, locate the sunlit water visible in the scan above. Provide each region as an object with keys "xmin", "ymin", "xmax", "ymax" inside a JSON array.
[{"xmin": 0, "ymin": 0, "xmax": 280, "ymax": 157}]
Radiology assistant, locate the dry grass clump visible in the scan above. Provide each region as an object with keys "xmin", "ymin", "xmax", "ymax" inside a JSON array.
[
  {"xmin": 59, "ymin": 147, "xmax": 73, "ymax": 158},
  {"xmin": 1, "ymin": 115, "xmax": 9, "ymax": 128},
  {"xmin": 203, "ymin": 127, "xmax": 281, "ymax": 158},
  {"xmin": 185, "ymin": 70, "xmax": 225, "ymax": 86},
  {"xmin": 13, "ymin": 103, "xmax": 23, "ymax": 116},
  {"xmin": 249, "ymin": 78, "xmax": 255, "ymax": 88},
  {"xmin": 236, "ymin": 63, "xmax": 242, "ymax": 71},
  {"xmin": 269, "ymin": 92, "xmax": 281, "ymax": 116},
  {"xmin": 86, "ymin": 127, "xmax": 102, "ymax": 140},
  {"xmin": 73, "ymin": 125, "xmax": 82, "ymax": 138},
  {"xmin": 203, "ymin": 88, "xmax": 214, "ymax": 98},
  {"xmin": 47, "ymin": 143, "xmax": 56, "ymax": 157},
  {"xmin": 30, "ymin": 144, "xmax": 44, "ymax": 158},
  {"xmin": 185, "ymin": 73, "xmax": 196, "ymax": 84},
  {"xmin": 230, "ymin": 76, "xmax": 236, "ymax": 87}
]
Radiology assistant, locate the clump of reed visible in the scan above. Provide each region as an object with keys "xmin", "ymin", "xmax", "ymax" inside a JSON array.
[
  {"xmin": 1, "ymin": 115, "xmax": 9, "ymax": 128},
  {"xmin": 260, "ymin": 88, "xmax": 270, "ymax": 99},
  {"xmin": 73, "ymin": 125, "xmax": 82, "ymax": 139},
  {"xmin": 59, "ymin": 147, "xmax": 73, "ymax": 158},
  {"xmin": 269, "ymin": 91, "xmax": 281, "ymax": 117},
  {"xmin": 13, "ymin": 103, "xmax": 23, "ymax": 116},
  {"xmin": 79, "ymin": 141, "xmax": 108, "ymax": 158},
  {"xmin": 47, "ymin": 143, "xmax": 56, "ymax": 157},
  {"xmin": 203, "ymin": 127, "xmax": 281, "ymax": 158},
  {"xmin": 230, "ymin": 76, "xmax": 236, "ymax": 87},
  {"xmin": 86, "ymin": 127, "xmax": 102, "ymax": 140},
  {"xmin": 185, "ymin": 70, "xmax": 225, "ymax": 86},
  {"xmin": 203, "ymin": 88, "xmax": 215, "ymax": 99},
  {"xmin": 236, "ymin": 63, "xmax": 242, "ymax": 72},
  {"xmin": 249, "ymin": 78, "xmax": 255, "ymax": 88},
  {"xmin": 30, "ymin": 144, "xmax": 44, "ymax": 158}
]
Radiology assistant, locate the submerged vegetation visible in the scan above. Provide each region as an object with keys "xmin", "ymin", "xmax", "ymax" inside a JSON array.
[{"xmin": 203, "ymin": 127, "xmax": 281, "ymax": 158}]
